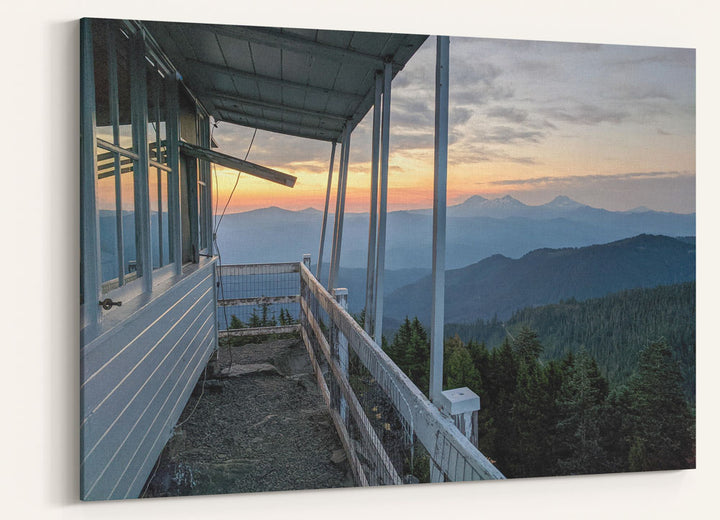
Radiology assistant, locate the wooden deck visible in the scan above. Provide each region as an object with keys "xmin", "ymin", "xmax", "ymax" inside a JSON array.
[{"xmin": 141, "ymin": 336, "xmax": 354, "ymax": 497}]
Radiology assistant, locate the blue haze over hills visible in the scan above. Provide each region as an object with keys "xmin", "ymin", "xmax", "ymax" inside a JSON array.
[
  {"xmin": 98, "ymin": 195, "xmax": 695, "ymax": 330},
  {"xmin": 214, "ymin": 194, "xmax": 695, "ymax": 270}
]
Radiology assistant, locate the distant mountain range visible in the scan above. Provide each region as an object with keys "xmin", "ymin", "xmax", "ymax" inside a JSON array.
[
  {"xmin": 215, "ymin": 195, "xmax": 695, "ymax": 270},
  {"xmin": 382, "ymin": 234, "xmax": 695, "ymax": 325}
]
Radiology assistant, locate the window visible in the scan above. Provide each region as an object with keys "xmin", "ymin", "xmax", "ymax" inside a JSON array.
[
  {"xmin": 92, "ymin": 21, "xmax": 139, "ymax": 293},
  {"xmin": 198, "ymin": 113, "xmax": 211, "ymax": 253},
  {"xmin": 81, "ymin": 19, "xmax": 212, "ymax": 326},
  {"xmin": 147, "ymin": 58, "xmax": 173, "ymax": 269}
]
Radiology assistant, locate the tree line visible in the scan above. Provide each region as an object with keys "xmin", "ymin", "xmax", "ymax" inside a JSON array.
[
  {"xmin": 384, "ymin": 318, "xmax": 695, "ymax": 478},
  {"xmin": 445, "ymin": 282, "xmax": 695, "ymax": 399},
  {"xmin": 228, "ymin": 302, "xmax": 296, "ymax": 329}
]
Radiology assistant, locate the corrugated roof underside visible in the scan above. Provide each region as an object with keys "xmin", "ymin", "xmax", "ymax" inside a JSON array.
[{"xmin": 144, "ymin": 21, "xmax": 427, "ymax": 142}]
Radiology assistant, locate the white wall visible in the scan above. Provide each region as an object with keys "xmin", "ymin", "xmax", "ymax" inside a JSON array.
[{"xmin": 1, "ymin": 0, "xmax": 717, "ymax": 518}]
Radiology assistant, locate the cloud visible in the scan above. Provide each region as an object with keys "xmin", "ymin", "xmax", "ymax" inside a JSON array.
[
  {"xmin": 619, "ymin": 86, "xmax": 675, "ymax": 101},
  {"xmin": 541, "ymin": 103, "xmax": 630, "ymax": 125},
  {"xmin": 607, "ymin": 49, "xmax": 695, "ymax": 70},
  {"xmin": 448, "ymin": 142, "xmax": 539, "ymax": 166},
  {"xmin": 213, "ymin": 122, "xmax": 335, "ymax": 168},
  {"xmin": 486, "ymin": 106, "xmax": 528, "ymax": 123},
  {"xmin": 483, "ymin": 170, "xmax": 694, "ymax": 187},
  {"xmin": 479, "ymin": 125, "xmax": 545, "ymax": 144}
]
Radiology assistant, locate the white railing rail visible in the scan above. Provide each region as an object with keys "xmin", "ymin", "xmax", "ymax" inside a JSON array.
[{"xmin": 298, "ymin": 261, "xmax": 504, "ymax": 482}]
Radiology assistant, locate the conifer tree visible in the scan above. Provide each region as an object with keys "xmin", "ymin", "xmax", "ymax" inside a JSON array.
[
  {"xmin": 248, "ymin": 308, "xmax": 262, "ymax": 328},
  {"xmin": 444, "ymin": 336, "xmax": 481, "ymax": 394},
  {"xmin": 555, "ymin": 349, "xmax": 609, "ymax": 475},
  {"xmin": 229, "ymin": 315, "xmax": 244, "ymax": 329},
  {"xmin": 626, "ymin": 340, "xmax": 695, "ymax": 471}
]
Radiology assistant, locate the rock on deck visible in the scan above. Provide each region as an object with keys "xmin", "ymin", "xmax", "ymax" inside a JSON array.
[{"xmin": 142, "ymin": 336, "xmax": 354, "ymax": 497}]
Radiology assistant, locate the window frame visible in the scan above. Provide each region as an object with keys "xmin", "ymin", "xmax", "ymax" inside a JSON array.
[{"xmin": 81, "ymin": 19, "xmax": 210, "ymax": 333}]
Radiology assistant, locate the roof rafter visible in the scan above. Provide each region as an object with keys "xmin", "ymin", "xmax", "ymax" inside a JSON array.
[
  {"xmin": 200, "ymin": 25, "xmax": 393, "ymax": 69},
  {"xmin": 218, "ymin": 107, "xmax": 340, "ymax": 142},
  {"xmin": 186, "ymin": 58, "xmax": 364, "ymax": 102},
  {"xmin": 201, "ymin": 90, "xmax": 349, "ymax": 123}
]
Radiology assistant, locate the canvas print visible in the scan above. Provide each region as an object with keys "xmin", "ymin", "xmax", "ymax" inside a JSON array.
[{"xmin": 79, "ymin": 18, "xmax": 695, "ymax": 500}]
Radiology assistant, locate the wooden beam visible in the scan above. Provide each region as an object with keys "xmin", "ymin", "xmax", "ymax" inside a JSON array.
[
  {"xmin": 219, "ymin": 324, "xmax": 300, "ymax": 337},
  {"xmin": 218, "ymin": 262, "xmax": 299, "ymax": 276},
  {"xmin": 217, "ymin": 295, "xmax": 300, "ymax": 307},
  {"xmin": 178, "ymin": 141, "xmax": 296, "ymax": 188}
]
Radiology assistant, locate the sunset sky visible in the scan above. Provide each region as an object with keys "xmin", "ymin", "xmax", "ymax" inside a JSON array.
[{"xmin": 211, "ymin": 36, "xmax": 695, "ymax": 215}]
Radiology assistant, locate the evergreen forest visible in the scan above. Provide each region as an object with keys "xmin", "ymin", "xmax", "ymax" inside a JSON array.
[
  {"xmin": 445, "ymin": 282, "xmax": 695, "ymax": 399},
  {"xmin": 382, "ymin": 283, "xmax": 695, "ymax": 478}
]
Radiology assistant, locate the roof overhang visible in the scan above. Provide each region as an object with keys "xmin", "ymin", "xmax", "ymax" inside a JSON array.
[{"xmin": 142, "ymin": 21, "xmax": 428, "ymax": 143}]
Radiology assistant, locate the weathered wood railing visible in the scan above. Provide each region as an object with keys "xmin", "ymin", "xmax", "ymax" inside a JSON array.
[{"xmin": 217, "ymin": 258, "xmax": 505, "ymax": 484}]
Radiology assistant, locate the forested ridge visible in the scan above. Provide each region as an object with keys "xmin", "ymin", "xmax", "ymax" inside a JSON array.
[
  {"xmin": 382, "ymin": 318, "xmax": 695, "ymax": 478},
  {"xmin": 445, "ymin": 281, "xmax": 695, "ymax": 398}
]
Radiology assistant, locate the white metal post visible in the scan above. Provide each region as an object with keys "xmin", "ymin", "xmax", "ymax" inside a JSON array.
[
  {"xmin": 430, "ymin": 36, "xmax": 450, "ymax": 405},
  {"xmin": 130, "ymin": 30, "xmax": 153, "ymax": 291},
  {"xmin": 373, "ymin": 61, "xmax": 392, "ymax": 346},
  {"xmin": 165, "ymin": 73, "xmax": 182, "ymax": 275},
  {"xmin": 80, "ymin": 18, "xmax": 101, "ymax": 331},
  {"xmin": 203, "ymin": 118, "xmax": 214, "ymax": 257},
  {"xmin": 329, "ymin": 130, "xmax": 351, "ymax": 291},
  {"xmin": 107, "ymin": 27, "xmax": 125, "ymax": 287},
  {"xmin": 364, "ymin": 73, "xmax": 382, "ymax": 336},
  {"xmin": 317, "ymin": 141, "xmax": 337, "ymax": 280},
  {"xmin": 328, "ymin": 132, "xmax": 346, "ymax": 290},
  {"xmin": 333, "ymin": 288, "xmax": 349, "ymax": 423}
]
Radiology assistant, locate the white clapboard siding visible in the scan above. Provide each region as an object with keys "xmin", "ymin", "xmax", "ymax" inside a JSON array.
[{"xmin": 80, "ymin": 263, "xmax": 217, "ymax": 500}]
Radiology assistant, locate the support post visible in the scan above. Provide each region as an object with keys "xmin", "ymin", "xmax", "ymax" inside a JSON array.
[
  {"xmin": 333, "ymin": 288, "xmax": 349, "ymax": 424},
  {"xmin": 373, "ymin": 61, "xmax": 392, "ymax": 346},
  {"xmin": 80, "ymin": 18, "xmax": 101, "ymax": 331},
  {"xmin": 329, "ymin": 129, "xmax": 351, "ymax": 291},
  {"xmin": 165, "ymin": 73, "xmax": 182, "ymax": 275},
  {"xmin": 317, "ymin": 141, "xmax": 337, "ymax": 281},
  {"xmin": 328, "ymin": 133, "xmax": 345, "ymax": 290},
  {"xmin": 202, "ymin": 119, "xmax": 214, "ymax": 256},
  {"xmin": 430, "ymin": 36, "xmax": 449, "ymax": 404},
  {"xmin": 107, "ymin": 26, "xmax": 125, "ymax": 287},
  {"xmin": 130, "ymin": 30, "xmax": 153, "ymax": 291},
  {"xmin": 186, "ymin": 156, "xmax": 200, "ymax": 264},
  {"xmin": 364, "ymin": 73, "xmax": 382, "ymax": 336}
]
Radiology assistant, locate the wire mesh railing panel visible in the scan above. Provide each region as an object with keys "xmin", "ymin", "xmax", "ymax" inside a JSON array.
[
  {"xmin": 298, "ymin": 263, "xmax": 505, "ymax": 484},
  {"xmin": 217, "ymin": 263, "xmax": 300, "ymax": 331},
  {"xmin": 215, "ymin": 261, "xmax": 503, "ymax": 484},
  {"xmin": 300, "ymin": 281, "xmax": 402, "ymax": 486}
]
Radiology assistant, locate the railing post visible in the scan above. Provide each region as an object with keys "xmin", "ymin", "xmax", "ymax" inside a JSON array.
[
  {"xmin": 438, "ymin": 387, "xmax": 480, "ymax": 445},
  {"xmin": 317, "ymin": 143, "xmax": 336, "ymax": 281},
  {"xmin": 300, "ymin": 255, "xmax": 311, "ymax": 335},
  {"xmin": 332, "ymin": 288, "xmax": 349, "ymax": 424}
]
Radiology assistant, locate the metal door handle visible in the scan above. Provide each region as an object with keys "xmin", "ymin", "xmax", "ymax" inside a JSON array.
[{"xmin": 99, "ymin": 298, "xmax": 122, "ymax": 310}]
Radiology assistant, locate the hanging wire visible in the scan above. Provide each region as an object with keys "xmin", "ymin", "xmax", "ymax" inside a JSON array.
[
  {"xmin": 211, "ymin": 124, "xmax": 257, "ymax": 333},
  {"xmin": 214, "ymin": 127, "xmax": 257, "ymax": 234}
]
